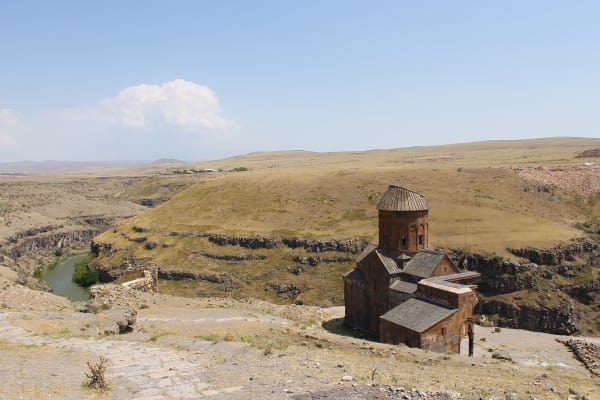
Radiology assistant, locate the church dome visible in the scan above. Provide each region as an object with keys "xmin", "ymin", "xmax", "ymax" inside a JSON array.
[{"xmin": 376, "ymin": 185, "xmax": 429, "ymax": 212}]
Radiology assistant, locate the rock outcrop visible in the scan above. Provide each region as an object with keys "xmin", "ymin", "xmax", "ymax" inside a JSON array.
[
  {"xmin": 509, "ymin": 239, "xmax": 597, "ymax": 265},
  {"xmin": 208, "ymin": 234, "xmax": 282, "ymax": 249},
  {"xmin": 292, "ymin": 255, "xmax": 353, "ymax": 266},
  {"xmin": 197, "ymin": 251, "xmax": 267, "ymax": 262},
  {"xmin": 8, "ymin": 229, "xmax": 99, "ymax": 257},
  {"xmin": 206, "ymin": 233, "xmax": 367, "ymax": 253},
  {"xmin": 460, "ymin": 253, "xmax": 539, "ymax": 294},
  {"xmin": 476, "ymin": 299, "xmax": 577, "ymax": 335}
]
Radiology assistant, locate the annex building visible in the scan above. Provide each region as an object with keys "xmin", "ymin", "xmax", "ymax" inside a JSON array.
[{"xmin": 343, "ymin": 185, "xmax": 480, "ymax": 355}]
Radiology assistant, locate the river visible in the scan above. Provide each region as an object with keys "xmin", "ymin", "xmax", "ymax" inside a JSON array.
[{"xmin": 43, "ymin": 253, "xmax": 91, "ymax": 301}]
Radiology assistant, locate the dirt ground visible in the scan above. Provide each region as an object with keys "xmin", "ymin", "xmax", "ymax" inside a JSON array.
[{"xmin": 1, "ymin": 280, "xmax": 599, "ymax": 400}]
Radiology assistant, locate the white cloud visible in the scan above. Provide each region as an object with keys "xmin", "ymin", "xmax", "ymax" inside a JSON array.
[
  {"xmin": 101, "ymin": 79, "xmax": 236, "ymax": 130},
  {"xmin": 0, "ymin": 108, "xmax": 19, "ymax": 146}
]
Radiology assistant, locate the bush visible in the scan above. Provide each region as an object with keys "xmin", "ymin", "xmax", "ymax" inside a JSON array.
[
  {"xmin": 232, "ymin": 166, "xmax": 248, "ymax": 172},
  {"xmin": 72, "ymin": 261, "xmax": 99, "ymax": 287},
  {"xmin": 85, "ymin": 356, "xmax": 110, "ymax": 390}
]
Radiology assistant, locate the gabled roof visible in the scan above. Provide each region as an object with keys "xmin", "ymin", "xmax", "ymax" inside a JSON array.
[
  {"xmin": 389, "ymin": 280, "xmax": 417, "ymax": 294},
  {"xmin": 343, "ymin": 268, "xmax": 365, "ymax": 282},
  {"xmin": 377, "ymin": 185, "xmax": 429, "ymax": 212},
  {"xmin": 375, "ymin": 249, "xmax": 402, "ymax": 275},
  {"xmin": 356, "ymin": 243, "xmax": 377, "ymax": 264},
  {"xmin": 380, "ymin": 298, "xmax": 457, "ymax": 333},
  {"xmin": 402, "ymin": 250, "xmax": 450, "ymax": 279}
]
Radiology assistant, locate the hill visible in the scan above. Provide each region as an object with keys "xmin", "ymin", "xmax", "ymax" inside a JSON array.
[{"xmin": 91, "ymin": 138, "xmax": 600, "ymax": 317}]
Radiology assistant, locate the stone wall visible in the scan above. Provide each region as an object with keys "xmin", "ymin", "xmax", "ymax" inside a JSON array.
[{"xmin": 122, "ymin": 270, "xmax": 158, "ymax": 293}]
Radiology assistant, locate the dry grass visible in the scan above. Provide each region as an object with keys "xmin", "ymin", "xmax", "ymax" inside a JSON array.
[{"xmin": 92, "ymin": 138, "xmax": 600, "ymax": 305}]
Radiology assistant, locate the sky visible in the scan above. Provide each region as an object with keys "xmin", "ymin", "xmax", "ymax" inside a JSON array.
[{"xmin": 0, "ymin": 1, "xmax": 599, "ymax": 162}]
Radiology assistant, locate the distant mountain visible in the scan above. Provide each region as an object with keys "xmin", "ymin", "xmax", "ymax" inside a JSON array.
[{"xmin": 0, "ymin": 160, "xmax": 141, "ymax": 175}]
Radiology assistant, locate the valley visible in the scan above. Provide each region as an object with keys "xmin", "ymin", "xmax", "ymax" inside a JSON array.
[{"xmin": 0, "ymin": 137, "xmax": 599, "ymax": 398}]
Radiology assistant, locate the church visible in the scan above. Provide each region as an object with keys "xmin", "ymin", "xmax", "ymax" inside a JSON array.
[{"xmin": 343, "ymin": 185, "xmax": 480, "ymax": 354}]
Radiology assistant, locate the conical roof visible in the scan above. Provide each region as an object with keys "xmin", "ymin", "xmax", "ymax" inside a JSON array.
[{"xmin": 377, "ymin": 185, "xmax": 429, "ymax": 212}]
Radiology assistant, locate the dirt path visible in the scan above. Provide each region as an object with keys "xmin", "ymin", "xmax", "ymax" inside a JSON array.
[{"xmin": 1, "ymin": 293, "xmax": 599, "ymax": 399}]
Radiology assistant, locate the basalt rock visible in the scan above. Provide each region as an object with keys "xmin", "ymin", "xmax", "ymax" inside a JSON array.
[
  {"xmin": 157, "ymin": 269, "xmax": 232, "ymax": 285},
  {"xmin": 208, "ymin": 234, "xmax": 282, "ymax": 249},
  {"xmin": 509, "ymin": 239, "xmax": 598, "ymax": 265},
  {"xmin": 459, "ymin": 253, "xmax": 539, "ymax": 294},
  {"xmin": 283, "ymin": 237, "xmax": 366, "ymax": 254},
  {"xmin": 82, "ymin": 216, "xmax": 125, "ymax": 230},
  {"xmin": 136, "ymin": 198, "xmax": 168, "ymax": 207},
  {"xmin": 564, "ymin": 278, "xmax": 600, "ymax": 305},
  {"xmin": 292, "ymin": 255, "xmax": 354, "ymax": 266},
  {"xmin": 266, "ymin": 282, "xmax": 301, "ymax": 298},
  {"xmin": 197, "ymin": 251, "xmax": 267, "ymax": 262},
  {"xmin": 476, "ymin": 299, "xmax": 577, "ymax": 335},
  {"xmin": 6, "ymin": 225, "xmax": 62, "ymax": 243},
  {"xmin": 206, "ymin": 233, "xmax": 367, "ymax": 253},
  {"xmin": 9, "ymin": 229, "xmax": 99, "ymax": 257},
  {"xmin": 90, "ymin": 241, "xmax": 112, "ymax": 257}
]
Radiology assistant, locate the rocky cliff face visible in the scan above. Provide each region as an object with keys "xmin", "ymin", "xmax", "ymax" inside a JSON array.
[
  {"xmin": 476, "ymin": 299, "xmax": 578, "ymax": 335},
  {"xmin": 452, "ymin": 239, "xmax": 599, "ymax": 335},
  {"xmin": 207, "ymin": 234, "xmax": 367, "ymax": 253},
  {"xmin": 459, "ymin": 254, "xmax": 539, "ymax": 294},
  {"xmin": 508, "ymin": 239, "xmax": 598, "ymax": 265},
  {"xmin": 8, "ymin": 229, "xmax": 99, "ymax": 257}
]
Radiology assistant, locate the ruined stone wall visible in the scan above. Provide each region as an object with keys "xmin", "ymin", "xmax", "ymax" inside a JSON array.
[{"xmin": 122, "ymin": 270, "xmax": 158, "ymax": 293}]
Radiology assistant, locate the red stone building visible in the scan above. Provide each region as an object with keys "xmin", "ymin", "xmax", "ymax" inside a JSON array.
[{"xmin": 344, "ymin": 185, "xmax": 480, "ymax": 354}]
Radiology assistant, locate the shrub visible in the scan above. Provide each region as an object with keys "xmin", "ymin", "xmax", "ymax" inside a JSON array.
[
  {"xmin": 85, "ymin": 356, "xmax": 110, "ymax": 390},
  {"xmin": 72, "ymin": 261, "xmax": 99, "ymax": 287}
]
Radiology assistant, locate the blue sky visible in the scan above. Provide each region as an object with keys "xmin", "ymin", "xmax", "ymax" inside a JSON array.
[{"xmin": 0, "ymin": 1, "xmax": 598, "ymax": 162}]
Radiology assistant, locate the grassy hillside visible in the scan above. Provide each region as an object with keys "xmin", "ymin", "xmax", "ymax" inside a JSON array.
[{"xmin": 93, "ymin": 137, "xmax": 600, "ymax": 305}]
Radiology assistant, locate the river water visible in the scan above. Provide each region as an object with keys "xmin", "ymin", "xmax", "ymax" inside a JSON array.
[{"xmin": 43, "ymin": 253, "xmax": 91, "ymax": 301}]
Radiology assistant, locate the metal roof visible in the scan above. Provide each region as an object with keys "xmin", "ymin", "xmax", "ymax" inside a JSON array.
[
  {"xmin": 380, "ymin": 298, "xmax": 457, "ymax": 333},
  {"xmin": 377, "ymin": 185, "xmax": 429, "ymax": 212}
]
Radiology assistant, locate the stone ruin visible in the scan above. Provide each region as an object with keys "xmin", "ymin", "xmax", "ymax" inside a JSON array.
[
  {"xmin": 121, "ymin": 270, "xmax": 158, "ymax": 293},
  {"xmin": 89, "ymin": 268, "xmax": 158, "ymax": 306}
]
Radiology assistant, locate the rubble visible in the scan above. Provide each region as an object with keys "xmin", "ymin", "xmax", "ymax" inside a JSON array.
[
  {"xmin": 517, "ymin": 165, "xmax": 600, "ymax": 199},
  {"xmin": 556, "ymin": 338, "xmax": 600, "ymax": 376}
]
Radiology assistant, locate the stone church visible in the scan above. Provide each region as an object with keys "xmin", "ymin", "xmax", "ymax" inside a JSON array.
[{"xmin": 343, "ymin": 185, "xmax": 480, "ymax": 354}]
